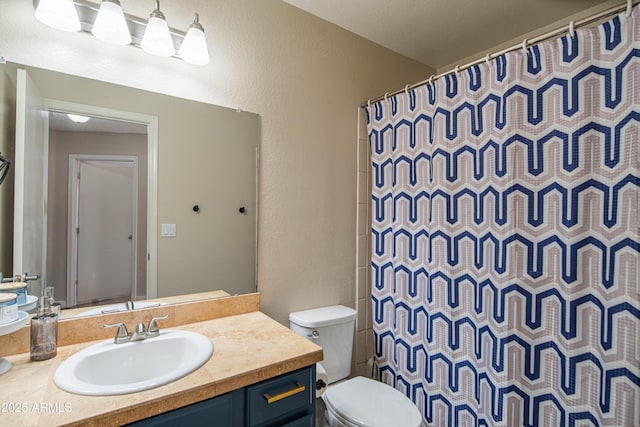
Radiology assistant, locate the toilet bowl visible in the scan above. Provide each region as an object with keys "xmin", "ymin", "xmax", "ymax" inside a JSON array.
[
  {"xmin": 289, "ymin": 305, "xmax": 422, "ymax": 427},
  {"xmin": 322, "ymin": 376, "xmax": 422, "ymax": 427}
]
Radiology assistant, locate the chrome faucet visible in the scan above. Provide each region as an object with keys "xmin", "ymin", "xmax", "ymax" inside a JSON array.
[
  {"xmin": 103, "ymin": 315, "xmax": 169, "ymax": 344},
  {"xmin": 0, "ymin": 272, "xmax": 39, "ymax": 283}
]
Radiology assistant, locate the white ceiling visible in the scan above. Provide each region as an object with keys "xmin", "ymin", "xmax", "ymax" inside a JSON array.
[{"xmin": 283, "ymin": 0, "xmax": 613, "ymax": 69}]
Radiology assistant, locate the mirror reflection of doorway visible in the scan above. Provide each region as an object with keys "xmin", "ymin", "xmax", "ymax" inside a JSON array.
[
  {"xmin": 13, "ymin": 71, "xmax": 159, "ymax": 306},
  {"xmin": 46, "ymin": 111, "xmax": 148, "ymax": 308},
  {"xmin": 69, "ymin": 156, "xmax": 137, "ymax": 307}
]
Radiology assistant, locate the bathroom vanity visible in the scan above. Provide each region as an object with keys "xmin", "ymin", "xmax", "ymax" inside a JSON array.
[
  {"xmin": 0, "ymin": 294, "xmax": 322, "ymax": 426},
  {"xmin": 129, "ymin": 366, "xmax": 316, "ymax": 427}
]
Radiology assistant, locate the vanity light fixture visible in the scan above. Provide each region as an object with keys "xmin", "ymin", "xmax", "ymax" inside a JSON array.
[
  {"xmin": 91, "ymin": 0, "xmax": 131, "ymax": 45},
  {"xmin": 32, "ymin": 0, "xmax": 210, "ymax": 66},
  {"xmin": 178, "ymin": 14, "xmax": 210, "ymax": 65},
  {"xmin": 67, "ymin": 114, "xmax": 91, "ymax": 123},
  {"xmin": 34, "ymin": 0, "xmax": 81, "ymax": 32},
  {"xmin": 140, "ymin": 0, "xmax": 175, "ymax": 57}
]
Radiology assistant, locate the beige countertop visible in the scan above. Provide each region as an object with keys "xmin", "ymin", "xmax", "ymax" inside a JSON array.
[{"xmin": 0, "ymin": 311, "xmax": 323, "ymax": 426}]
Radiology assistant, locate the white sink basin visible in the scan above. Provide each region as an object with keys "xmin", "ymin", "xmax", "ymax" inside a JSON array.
[{"xmin": 54, "ymin": 330, "xmax": 213, "ymax": 396}]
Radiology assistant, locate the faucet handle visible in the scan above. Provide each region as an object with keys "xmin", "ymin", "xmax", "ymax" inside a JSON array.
[
  {"xmin": 104, "ymin": 322, "xmax": 129, "ymax": 343},
  {"xmin": 147, "ymin": 315, "xmax": 169, "ymax": 335}
]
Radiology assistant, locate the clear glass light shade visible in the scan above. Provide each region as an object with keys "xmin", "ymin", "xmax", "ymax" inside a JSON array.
[
  {"xmin": 178, "ymin": 27, "xmax": 210, "ymax": 65},
  {"xmin": 34, "ymin": 0, "xmax": 81, "ymax": 32},
  {"xmin": 92, "ymin": 1, "xmax": 131, "ymax": 45},
  {"xmin": 141, "ymin": 16, "xmax": 175, "ymax": 57}
]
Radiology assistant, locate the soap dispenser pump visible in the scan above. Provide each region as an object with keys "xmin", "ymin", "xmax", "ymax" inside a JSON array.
[{"xmin": 30, "ymin": 296, "xmax": 58, "ymax": 361}]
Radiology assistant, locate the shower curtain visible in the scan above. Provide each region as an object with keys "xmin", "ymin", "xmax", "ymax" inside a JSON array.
[{"xmin": 366, "ymin": 6, "xmax": 639, "ymax": 426}]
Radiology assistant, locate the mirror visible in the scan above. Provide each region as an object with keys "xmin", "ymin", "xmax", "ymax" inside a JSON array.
[{"xmin": 0, "ymin": 62, "xmax": 260, "ymax": 318}]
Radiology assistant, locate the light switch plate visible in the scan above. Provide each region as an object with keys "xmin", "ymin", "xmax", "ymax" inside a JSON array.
[{"xmin": 161, "ymin": 223, "xmax": 176, "ymax": 237}]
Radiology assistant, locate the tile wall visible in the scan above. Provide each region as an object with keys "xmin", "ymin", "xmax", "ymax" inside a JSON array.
[{"xmin": 354, "ymin": 108, "xmax": 373, "ymax": 377}]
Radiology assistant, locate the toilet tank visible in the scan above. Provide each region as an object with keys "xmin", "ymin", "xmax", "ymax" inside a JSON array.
[{"xmin": 289, "ymin": 305, "xmax": 357, "ymax": 384}]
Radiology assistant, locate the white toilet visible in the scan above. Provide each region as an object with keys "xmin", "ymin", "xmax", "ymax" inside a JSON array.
[{"xmin": 290, "ymin": 305, "xmax": 422, "ymax": 427}]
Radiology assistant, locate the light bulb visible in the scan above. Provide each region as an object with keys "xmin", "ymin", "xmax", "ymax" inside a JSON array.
[
  {"xmin": 34, "ymin": 0, "xmax": 81, "ymax": 32},
  {"xmin": 140, "ymin": 1, "xmax": 175, "ymax": 57},
  {"xmin": 178, "ymin": 13, "xmax": 210, "ymax": 65},
  {"xmin": 92, "ymin": 0, "xmax": 131, "ymax": 45}
]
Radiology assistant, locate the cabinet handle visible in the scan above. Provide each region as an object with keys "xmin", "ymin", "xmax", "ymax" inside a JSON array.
[{"xmin": 263, "ymin": 382, "xmax": 306, "ymax": 404}]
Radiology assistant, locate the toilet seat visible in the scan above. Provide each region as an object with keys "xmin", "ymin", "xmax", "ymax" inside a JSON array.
[{"xmin": 322, "ymin": 376, "xmax": 422, "ymax": 427}]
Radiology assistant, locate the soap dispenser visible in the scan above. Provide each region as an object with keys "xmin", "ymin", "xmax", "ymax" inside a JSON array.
[
  {"xmin": 44, "ymin": 286, "xmax": 61, "ymax": 319},
  {"xmin": 30, "ymin": 296, "xmax": 58, "ymax": 361}
]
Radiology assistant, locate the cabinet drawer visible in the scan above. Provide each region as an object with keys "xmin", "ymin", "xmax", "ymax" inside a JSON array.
[
  {"xmin": 281, "ymin": 413, "xmax": 314, "ymax": 427},
  {"xmin": 246, "ymin": 366, "xmax": 314, "ymax": 426}
]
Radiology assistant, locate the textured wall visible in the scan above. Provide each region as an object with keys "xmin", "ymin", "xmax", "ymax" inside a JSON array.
[{"xmin": 0, "ymin": 0, "xmax": 432, "ymax": 324}]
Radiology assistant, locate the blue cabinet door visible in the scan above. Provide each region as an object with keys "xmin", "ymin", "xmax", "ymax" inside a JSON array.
[{"xmin": 127, "ymin": 389, "xmax": 243, "ymax": 427}]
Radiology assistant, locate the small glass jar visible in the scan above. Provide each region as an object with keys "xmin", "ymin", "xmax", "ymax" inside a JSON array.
[
  {"xmin": 0, "ymin": 282, "xmax": 27, "ymax": 305},
  {"xmin": 0, "ymin": 292, "xmax": 18, "ymax": 325}
]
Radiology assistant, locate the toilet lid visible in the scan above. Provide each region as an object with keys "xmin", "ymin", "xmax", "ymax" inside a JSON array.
[{"xmin": 323, "ymin": 377, "xmax": 422, "ymax": 427}]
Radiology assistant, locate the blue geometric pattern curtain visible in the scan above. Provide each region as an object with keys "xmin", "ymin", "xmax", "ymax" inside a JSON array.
[{"xmin": 366, "ymin": 7, "xmax": 639, "ymax": 426}]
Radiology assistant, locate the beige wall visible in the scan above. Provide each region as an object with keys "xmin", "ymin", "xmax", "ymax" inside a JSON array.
[
  {"xmin": 436, "ymin": 0, "xmax": 622, "ymax": 73},
  {"xmin": 0, "ymin": 0, "xmax": 432, "ymax": 324},
  {"xmin": 0, "ymin": 63, "xmax": 17, "ymax": 273},
  {"xmin": 47, "ymin": 130, "xmax": 148, "ymax": 303}
]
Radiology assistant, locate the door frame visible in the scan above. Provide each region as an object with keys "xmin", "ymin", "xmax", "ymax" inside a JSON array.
[
  {"xmin": 44, "ymin": 99, "xmax": 159, "ymax": 304},
  {"xmin": 68, "ymin": 155, "xmax": 138, "ymax": 306},
  {"xmin": 13, "ymin": 69, "xmax": 48, "ymax": 291}
]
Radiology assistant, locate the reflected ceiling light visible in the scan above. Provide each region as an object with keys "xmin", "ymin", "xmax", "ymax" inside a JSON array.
[
  {"xmin": 140, "ymin": 0, "xmax": 175, "ymax": 57},
  {"xmin": 178, "ymin": 13, "xmax": 210, "ymax": 66},
  {"xmin": 67, "ymin": 114, "xmax": 91, "ymax": 123},
  {"xmin": 91, "ymin": 0, "xmax": 131, "ymax": 45},
  {"xmin": 34, "ymin": 0, "xmax": 81, "ymax": 32}
]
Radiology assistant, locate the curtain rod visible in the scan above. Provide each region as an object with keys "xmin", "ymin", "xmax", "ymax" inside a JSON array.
[{"xmin": 360, "ymin": 0, "xmax": 637, "ymax": 108}]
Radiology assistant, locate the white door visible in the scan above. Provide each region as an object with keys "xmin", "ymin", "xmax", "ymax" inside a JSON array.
[
  {"xmin": 13, "ymin": 69, "xmax": 47, "ymax": 293},
  {"xmin": 71, "ymin": 157, "xmax": 137, "ymax": 305}
]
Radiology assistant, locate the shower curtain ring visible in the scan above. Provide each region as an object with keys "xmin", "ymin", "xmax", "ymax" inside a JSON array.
[
  {"xmin": 521, "ymin": 38, "xmax": 529, "ymax": 54},
  {"xmin": 405, "ymin": 84, "xmax": 410, "ymax": 95},
  {"xmin": 455, "ymin": 65, "xmax": 460, "ymax": 74},
  {"xmin": 367, "ymin": 100, "xmax": 371, "ymax": 109},
  {"xmin": 485, "ymin": 53, "xmax": 492, "ymax": 80},
  {"xmin": 428, "ymin": 75, "xmax": 434, "ymax": 86},
  {"xmin": 568, "ymin": 21, "xmax": 575, "ymax": 38},
  {"xmin": 384, "ymin": 92, "xmax": 389, "ymax": 102}
]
